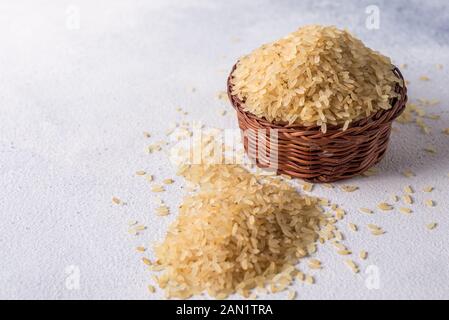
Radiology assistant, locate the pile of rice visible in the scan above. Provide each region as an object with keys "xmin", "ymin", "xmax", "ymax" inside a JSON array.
[
  {"xmin": 153, "ymin": 164, "xmax": 329, "ymax": 299},
  {"xmin": 231, "ymin": 25, "xmax": 402, "ymax": 132}
]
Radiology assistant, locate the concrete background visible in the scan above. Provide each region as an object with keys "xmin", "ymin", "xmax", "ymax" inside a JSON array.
[{"xmin": 0, "ymin": 0, "xmax": 448, "ymax": 299}]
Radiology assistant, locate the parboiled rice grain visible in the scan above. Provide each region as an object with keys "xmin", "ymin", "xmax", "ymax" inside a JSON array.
[
  {"xmin": 231, "ymin": 25, "xmax": 401, "ymax": 132},
  {"xmin": 154, "ymin": 164, "xmax": 331, "ymax": 299}
]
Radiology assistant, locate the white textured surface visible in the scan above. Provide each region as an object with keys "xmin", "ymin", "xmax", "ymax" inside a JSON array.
[{"xmin": 0, "ymin": 0, "xmax": 448, "ymax": 300}]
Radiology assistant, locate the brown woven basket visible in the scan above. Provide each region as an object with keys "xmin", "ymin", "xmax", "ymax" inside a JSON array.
[{"xmin": 227, "ymin": 65, "xmax": 408, "ymax": 183}]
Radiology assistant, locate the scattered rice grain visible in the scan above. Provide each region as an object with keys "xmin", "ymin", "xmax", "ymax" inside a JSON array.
[
  {"xmin": 426, "ymin": 222, "xmax": 437, "ymax": 230},
  {"xmin": 359, "ymin": 251, "xmax": 368, "ymax": 260},
  {"xmin": 344, "ymin": 260, "xmax": 359, "ymax": 274},
  {"xmin": 287, "ymin": 290, "xmax": 297, "ymax": 300},
  {"xmin": 305, "ymin": 275, "xmax": 315, "ymax": 285},
  {"xmin": 337, "ymin": 250, "xmax": 352, "ymax": 256},
  {"xmin": 377, "ymin": 203, "xmax": 393, "ymax": 211},
  {"xmin": 370, "ymin": 229, "xmax": 386, "ymax": 236},
  {"xmin": 156, "ymin": 205, "xmax": 170, "ymax": 216},
  {"xmin": 148, "ymin": 285, "xmax": 156, "ymax": 293},
  {"xmin": 424, "ymin": 145, "xmax": 437, "ymax": 154},
  {"xmin": 359, "ymin": 208, "xmax": 373, "ymax": 214},
  {"xmin": 302, "ymin": 182, "xmax": 314, "ymax": 192},
  {"xmin": 340, "ymin": 185, "xmax": 359, "ymax": 193},
  {"xmin": 163, "ymin": 178, "xmax": 174, "ymax": 185},
  {"xmin": 308, "ymin": 259, "xmax": 322, "ymax": 269},
  {"xmin": 425, "ymin": 199, "xmax": 435, "ymax": 207},
  {"xmin": 403, "ymin": 195, "xmax": 413, "ymax": 205},
  {"xmin": 142, "ymin": 258, "xmax": 152, "ymax": 266},
  {"xmin": 151, "ymin": 185, "xmax": 165, "ymax": 193},
  {"xmin": 402, "ymin": 169, "xmax": 415, "ymax": 178}
]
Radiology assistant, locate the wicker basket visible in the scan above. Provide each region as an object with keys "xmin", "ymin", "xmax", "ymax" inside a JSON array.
[{"xmin": 227, "ymin": 65, "xmax": 408, "ymax": 183}]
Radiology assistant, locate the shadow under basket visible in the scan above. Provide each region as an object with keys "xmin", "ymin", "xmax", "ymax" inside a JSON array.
[{"xmin": 227, "ymin": 66, "xmax": 408, "ymax": 183}]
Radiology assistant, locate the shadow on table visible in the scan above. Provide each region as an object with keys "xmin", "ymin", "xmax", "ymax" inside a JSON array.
[{"xmin": 370, "ymin": 121, "xmax": 449, "ymax": 181}]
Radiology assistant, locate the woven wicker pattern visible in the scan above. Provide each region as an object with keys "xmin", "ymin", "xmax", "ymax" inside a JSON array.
[{"xmin": 227, "ymin": 65, "xmax": 408, "ymax": 183}]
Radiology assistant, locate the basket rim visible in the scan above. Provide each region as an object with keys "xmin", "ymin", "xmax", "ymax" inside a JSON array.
[{"xmin": 227, "ymin": 64, "xmax": 408, "ymax": 136}]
